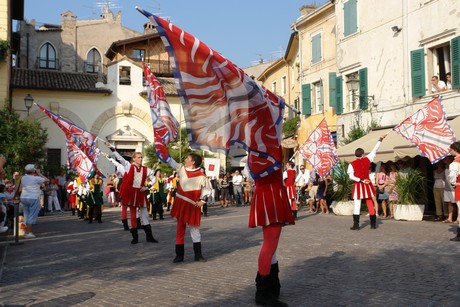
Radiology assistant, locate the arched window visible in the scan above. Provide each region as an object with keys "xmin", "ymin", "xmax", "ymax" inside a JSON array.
[
  {"xmin": 86, "ymin": 48, "xmax": 101, "ymax": 73},
  {"xmin": 39, "ymin": 43, "xmax": 57, "ymax": 69}
]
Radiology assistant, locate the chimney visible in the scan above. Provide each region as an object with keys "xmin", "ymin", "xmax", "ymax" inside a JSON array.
[
  {"xmin": 143, "ymin": 22, "xmax": 158, "ymax": 34},
  {"xmin": 299, "ymin": 5, "xmax": 317, "ymax": 16}
]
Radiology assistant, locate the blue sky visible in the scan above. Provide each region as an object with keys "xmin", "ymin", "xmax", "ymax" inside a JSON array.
[{"xmin": 23, "ymin": 0, "xmax": 327, "ymax": 68}]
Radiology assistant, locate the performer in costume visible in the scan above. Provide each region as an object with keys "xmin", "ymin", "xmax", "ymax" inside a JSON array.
[
  {"xmin": 76, "ymin": 177, "xmax": 88, "ymax": 220},
  {"xmin": 347, "ymin": 135, "xmax": 386, "ymax": 230},
  {"xmin": 166, "ymin": 172, "xmax": 176, "ymax": 211},
  {"xmin": 117, "ymin": 151, "xmax": 159, "ymax": 244},
  {"xmin": 66, "ymin": 176, "xmax": 78, "ymax": 216},
  {"xmin": 86, "ymin": 173, "xmax": 103, "ymax": 223},
  {"xmin": 166, "ymin": 153, "xmax": 212, "ymax": 263},
  {"xmin": 151, "ymin": 169, "xmax": 166, "ymax": 220},
  {"xmin": 447, "ymin": 141, "xmax": 460, "ymax": 241},
  {"xmin": 248, "ymin": 150, "xmax": 295, "ymax": 307},
  {"xmin": 102, "ymin": 150, "xmax": 131, "ymax": 231},
  {"xmin": 283, "ymin": 161, "xmax": 297, "ymax": 220}
]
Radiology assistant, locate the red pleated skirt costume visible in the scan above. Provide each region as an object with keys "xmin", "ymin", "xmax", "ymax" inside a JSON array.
[
  {"xmin": 249, "ymin": 169, "xmax": 295, "ymax": 227},
  {"xmin": 170, "ymin": 166, "xmax": 206, "ymax": 227},
  {"xmin": 350, "ymin": 157, "xmax": 376, "ymax": 200}
]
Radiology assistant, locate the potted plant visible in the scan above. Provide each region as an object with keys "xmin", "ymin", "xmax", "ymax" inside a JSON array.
[
  {"xmin": 330, "ymin": 161, "xmax": 354, "ymax": 215},
  {"xmin": 393, "ymin": 170, "xmax": 426, "ymax": 221}
]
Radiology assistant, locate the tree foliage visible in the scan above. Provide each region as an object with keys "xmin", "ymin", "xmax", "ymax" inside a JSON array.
[
  {"xmin": 144, "ymin": 127, "xmax": 216, "ymax": 176},
  {"xmin": 0, "ymin": 108, "xmax": 48, "ymax": 177},
  {"xmin": 282, "ymin": 116, "xmax": 300, "ymax": 136},
  {"xmin": 341, "ymin": 118, "xmax": 379, "ymax": 145}
]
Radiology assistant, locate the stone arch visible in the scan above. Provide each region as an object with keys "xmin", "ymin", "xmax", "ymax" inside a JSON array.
[
  {"xmin": 90, "ymin": 105, "xmax": 152, "ymax": 136},
  {"xmin": 28, "ymin": 103, "xmax": 87, "ymax": 129}
]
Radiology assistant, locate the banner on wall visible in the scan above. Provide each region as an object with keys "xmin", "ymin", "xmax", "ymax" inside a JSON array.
[{"xmin": 204, "ymin": 158, "xmax": 221, "ymax": 179}]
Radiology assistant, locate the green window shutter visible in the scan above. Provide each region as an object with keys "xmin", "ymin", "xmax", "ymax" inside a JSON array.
[
  {"xmin": 451, "ymin": 35, "xmax": 460, "ymax": 89},
  {"xmin": 312, "ymin": 33, "xmax": 321, "ymax": 64},
  {"xmin": 410, "ymin": 49, "xmax": 426, "ymax": 97},
  {"xmin": 344, "ymin": 0, "xmax": 357, "ymax": 36},
  {"xmin": 329, "ymin": 72, "xmax": 337, "ymax": 109},
  {"xmin": 302, "ymin": 84, "xmax": 311, "ymax": 116},
  {"xmin": 359, "ymin": 67, "xmax": 368, "ymax": 110},
  {"xmin": 335, "ymin": 76, "xmax": 343, "ymax": 115}
]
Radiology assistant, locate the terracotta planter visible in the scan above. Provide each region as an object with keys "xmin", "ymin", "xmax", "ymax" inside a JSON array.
[
  {"xmin": 393, "ymin": 204, "xmax": 425, "ymax": 221},
  {"xmin": 331, "ymin": 200, "xmax": 354, "ymax": 216}
]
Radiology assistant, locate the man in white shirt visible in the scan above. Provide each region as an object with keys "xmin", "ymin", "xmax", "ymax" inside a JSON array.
[
  {"xmin": 232, "ymin": 170, "xmax": 243, "ymax": 206},
  {"xmin": 295, "ymin": 165, "xmax": 311, "ymax": 205},
  {"xmin": 447, "ymin": 141, "xmax": 460, "ymax": 241},
  {"xmin": 432, "ymin": 76, "xmax": 447, "ymax": 93}
]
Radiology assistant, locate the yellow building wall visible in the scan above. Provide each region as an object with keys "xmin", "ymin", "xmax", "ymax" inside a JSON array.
[{"xmin": 0, "ymin": 0, "xmax": 9, "ymax": 108}]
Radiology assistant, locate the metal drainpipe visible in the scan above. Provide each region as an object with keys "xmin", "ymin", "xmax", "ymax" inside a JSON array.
[{"xmin": 403, "ymin": 0, "xmax": 409, "ymax": 106}]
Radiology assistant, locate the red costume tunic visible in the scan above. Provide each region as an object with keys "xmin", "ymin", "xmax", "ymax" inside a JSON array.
[
  {"xmin": 66, "ymin": 181, "xmax": 76, "ymax": 204},
  {"xmin": 170, "ymin": 166, "xmax": 208, "ymax": 227},
  {"xmin": 454, "ymin": 156, "xmax": 460, "ymax": 201},
  {"xmin": 249, "ymin": 169, "xmax": 295, "ymax": 227},
  {"xmin": 284, "ymin": 169, "xmax": 296, "ymax": 196},
  {"xmin": 350, "ymin": 157, "xmax": 376, "ymax": 199},
  {"xmin": 119, "ymin": 164, "xmax": 149, "ymax": 207}
]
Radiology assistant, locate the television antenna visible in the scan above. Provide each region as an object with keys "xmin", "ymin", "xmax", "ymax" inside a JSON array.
[
  {"xmin": 94, "ymin": 0, "xmax": 122, "ymax": 14},
  {"xmin": 145, "ymin": 1, "xmax": 172, "ymax": 22}
]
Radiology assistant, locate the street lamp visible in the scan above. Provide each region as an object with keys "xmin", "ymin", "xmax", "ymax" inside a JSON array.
[
  {"xmin": 345, "ymin": 75, "xmax": 375, "ymax": 108},
  {"xmin": 24, "ymin": 94, "xmax": 34, "ymax": 116},
  {"xmin": 345, "ymin": 74, "xmax": 359, "ymax": 103}
]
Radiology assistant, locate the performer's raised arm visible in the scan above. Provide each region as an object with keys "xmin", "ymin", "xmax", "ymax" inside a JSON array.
[{"xmin": 367, "ymin": 135, "xmax": 386, "ymax": 162}]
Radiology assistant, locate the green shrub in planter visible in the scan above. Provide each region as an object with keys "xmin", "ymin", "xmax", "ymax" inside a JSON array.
[
  {"xmin": 394, "ymin": 170, "xmax": 426, "ymax": 204},
  {"xmin": 331, "ymin": 161, "xmax": 352, "ymax": 202}
]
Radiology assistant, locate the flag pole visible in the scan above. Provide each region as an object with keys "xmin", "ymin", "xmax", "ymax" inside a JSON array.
[
  {"xmin": 284, "ymin": 103, "xmax": 301, "ymax": 115},
  {"xmin": 289, "ymin": 149, "xmax": 299, "ymax": 162},
  {"xmin": 98, "ymin": 136, "xmax": 115, "ymax": 148}
]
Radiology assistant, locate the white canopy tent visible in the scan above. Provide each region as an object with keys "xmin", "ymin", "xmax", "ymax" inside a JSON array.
[{"xmin": 336, "ymin": 116, "xmax": 460, "ymax": 163}]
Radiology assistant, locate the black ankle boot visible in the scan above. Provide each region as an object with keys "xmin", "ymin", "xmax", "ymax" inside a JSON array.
[
  {"xmin": 370, "ymin": 214, "xmax": 377, "ymax": 229},
  {"xmin": 122, "ymin": 219, "xmax": 129, "ymax": 231},
  {"xmin": 193, "ymin": 242, "xmax": 206, "ymax": 262},
  {"xmin": 350, "ymin": 214, "xmax": 360, "ymax": 230},
  {"xmin": 130, "ymin": 228, "xmax": 138, "ymax": 244},
  {"xmin": 173, "ymin": 244, "xmax": 184, "ymax": 263},
  {"xmin": 255, "ymin": 272, "xmax": 288, "ymax": 306},
  {"xmin": 270, "ymin": 262, "xmax": 281, "ymax": 298},
  {"xmin": 143, "ymin": 224, "xmax": 158, "ymax": 243},
  {"xmin": 450, "ymin": 227, "xmax": 460, "ymax": 242}
]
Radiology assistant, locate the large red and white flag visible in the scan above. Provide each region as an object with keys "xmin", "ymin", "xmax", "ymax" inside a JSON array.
[
  {"xmin": 37, "ymin": 103, "xmax": 100, "ymax": 163},
  {"xmin": 298, "ymin": 119, "xmax": 338, "ymax": 179},
  {"xmin": 142, "ymin": 62, "xmax": 179, "ymax": 162},
  {"xmin": 137, "ymin": 8, "xmax": 284, "ymax": 179},
  {"xmin": 393, "ymin": 97, "xmax": 456, "ymax": 163},
  {"xmin": 66, "ymin": 139, "xmax": 97, "ymax": 183}
]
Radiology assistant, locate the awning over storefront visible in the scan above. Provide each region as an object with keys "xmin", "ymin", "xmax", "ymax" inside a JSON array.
[{"xmin": 337, "ymin": 116, "xmax": 460, "ymax": 163}]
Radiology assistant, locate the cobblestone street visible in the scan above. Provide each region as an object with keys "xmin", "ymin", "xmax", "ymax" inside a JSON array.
[{"xmin": 1, "ymin": 205, "xmax": 459, "ymax": 306}]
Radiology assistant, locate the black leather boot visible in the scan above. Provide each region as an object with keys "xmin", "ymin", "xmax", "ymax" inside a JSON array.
[
  {"xmin": 450, "ymin": 227, "xmax": 460, "ymax": 241},
  {"xmin": 350, "ymin": 214, "xmax": 360, "ymax": 230},
  {"xmin": 193, "ymin": 242, "xmax": 207, "ymax": 262},
  {"xmin": 122, "ymin": 219, "xmax": 129, "ymax": 231},
  {"xmin": 370, "ymin": 214, "xmax": 376, "ymax": 229},
  {"xmin": 130, "ymin": 228, "xmax": 138, "ymax": 244},
  {"xmin": 143, "ymin": 224, "xmax": 158, "ymax": 243},
  {"xmin": 88, "ymin": 206, "xmax": 94, "ymax": 223},
  {"xmin": 173, "ymin": 244, "xmax": 184, "ymax": 263},
  {"xmin": 136, "ymin": 217, "xmax": 142, "ymax": 229},
  {"xmin": 270, "ymin": 262, "xmax": 281, "ymax": 298},
  {"xmin": 96, "ymin": 207, "xmax": 102, "ymax": 223},
  {"xmin": 255, "ymin": 272, "xmax": 288, "ymax": 306}
]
